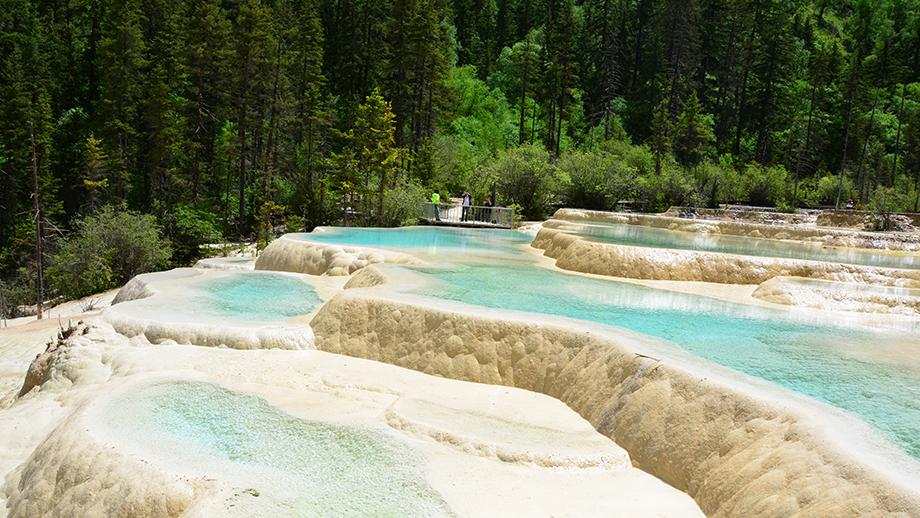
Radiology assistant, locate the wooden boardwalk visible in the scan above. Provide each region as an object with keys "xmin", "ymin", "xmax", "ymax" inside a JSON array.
[{"xmin": 419, "ymin": 202, "xmax": 514, "ymax": 229}]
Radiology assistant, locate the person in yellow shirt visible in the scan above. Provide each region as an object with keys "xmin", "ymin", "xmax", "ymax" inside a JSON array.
[{"xmin": 431, "ymin": 191, "xmax": 441, "ymax": 221}]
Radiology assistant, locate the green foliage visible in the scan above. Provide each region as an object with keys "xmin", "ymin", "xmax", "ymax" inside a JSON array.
[
  {"xmin": 868, "ymin": 186, "xmax": 908, "ymax": 231},
  {"xmin": 673, "ymin": 92, "xmax": 714, "ymax": 167},
  {"xmin": 694, "ymin": 160, "xmax": 745, "ymax": 207},
  {"xmin": 382, "ymin": 178, "xmax": 429, "ymax": 226},
  {"xmin": 444, "ymin": 66, "xmax": 517, "ymax": 157},
  {"xmin": 557, "ymin": 149, "xmax": 636, "ymax": 210},
  {"xmin": 634, "ymin": 163, "xmax": 704, "ymax": 212},
  {"xmin": 742, "ymin": 164, "xmax": 790, "ymax": 207},
  {"xmin": 170, "ymin": 204, "xmax": 222, "ymax": 263},
  {"xmin": 649, "ymin": 98, "xmax": 672, "ymax": 175},
  {"xmin": 256, "ymin": 201, "xmax": 286, "ymax": 251},
  {"xmin": 5, "ymin": 0, "xmax": 920, "ymax": 276},
  {"xmin": 485, "ymin": 145, "xmax": 568, "ymax": 220},
  {"xmin": 0, "ymin": 274, "xmax": 31, "ymax": 320},
  {"xmin": 47, "ymin": 206, "xmax": 172, "ymax": 300}
]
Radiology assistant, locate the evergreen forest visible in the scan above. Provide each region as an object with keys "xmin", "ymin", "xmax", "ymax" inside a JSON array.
[{"xmin": 2, "ymin": 0, "xmax": 920, "ymax": 309}]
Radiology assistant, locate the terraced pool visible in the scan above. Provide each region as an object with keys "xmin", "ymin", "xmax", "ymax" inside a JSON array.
[
  {"xmin": 294, "ymin": 226, "xmax": 920, "ymax": 459},
  {"xmin": 549, "ymin": 220, "xmax": 920, "ymax": 269},
  {"xmin": 105, "ymin": 381, "xmax": 452, "ymax": 517}
]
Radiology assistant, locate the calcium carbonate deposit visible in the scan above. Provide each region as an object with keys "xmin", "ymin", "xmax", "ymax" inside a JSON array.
[{"xmin": 2, "ymin": 211, "xmax": 919, "ymax": 517}]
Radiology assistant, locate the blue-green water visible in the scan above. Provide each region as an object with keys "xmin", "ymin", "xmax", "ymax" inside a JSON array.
[
  {"xmin": 111, "ymin": 382, "xmax": 451, "ymax": 517},
  {"xmin": 412, "ymin": 262, "xmax": 920, "ymax": 459},
  {"xmin": 551, "ymin": 220, "xmax": 920, "ymax": 269},
  {"xmin": 200, "ymin": 273, "xmax": 321, "ymax": 321},
  {"xmin": 294, "ymin": 226, "xmax": 532, "ymax": 253}
]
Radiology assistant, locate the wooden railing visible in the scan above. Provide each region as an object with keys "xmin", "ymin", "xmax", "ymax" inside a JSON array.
[{"xmin": 419, "ymin": 202, "xmax": 514, "ymax": 229}]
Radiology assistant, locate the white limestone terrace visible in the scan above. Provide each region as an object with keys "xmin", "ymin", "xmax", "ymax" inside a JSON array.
[
  {"xmin": 255, "ymin": 229, "xmax": 423, "ymax": 276},
  {"xmin": 307, "ymin": 263, "xmax": 920, "ymax": 516},
  {"xmin": 754, "ymin": 276, "xmax": 920, "ymax": 317},
  {"xmin": 102, "ymin": 268, "xmax": 325, "ymax": 350},
  {"xmin": 1, "ymin": 321, "xmax": 702, "ymax": 517},
  {"xmin": 533, "ymin": 224, "xmax": 920, "ymax": 286},
  {"xmin": 3, "ymin": 219, "xmax": 919, "ymax": 517},
  {"xmin": 552, "ymin": 208, "xmax": 920, "ymax": 252},
  {"xmin": 193, "ymin": 256, "xmax": 255, "ymax": 270}
]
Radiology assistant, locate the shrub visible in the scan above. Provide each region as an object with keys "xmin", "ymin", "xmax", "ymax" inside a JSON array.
[
  {"xmin": 634, "ymin": 162, "xmax": 703, "ymax": 212},
  {"xmin": 695, "ymin": 159, "xmax": 745, "ymax": 207},
  {"xmin": 383, "ymin": 178, "xmax": 429, "ymax": 226},
  {"xmin": 868, "ymin": 186, "xmax": 909, "ymax": 231},
  {"xmin": 486, "ymin": 145, "xmax": 569, "ymax": 220},
  {"xmin": 47, "ymin": 206, "xmax": 172, "ymax": 300},
  {"xmin": 0, "ymin": 273, "xmax": 31, "ymax": 320},
  {"xmin": 557, "ymin": 149, "xmax": 640, "ymax": 211},
  {"xmin": 742, "ymin": 164, "xmax": 789, "ymax": 206},
  {"xmin": 170, "ymin": 204, "xmax": 222, "ymax": 263}
]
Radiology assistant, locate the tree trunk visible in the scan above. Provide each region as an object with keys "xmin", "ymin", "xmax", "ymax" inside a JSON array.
[
  {"xmin": 890, "ymin": 83, "xmax": 906, "ymax": 187},
  {"xmin": 793, "ymin": 82, "xmax": 818, "ymax": 206},
  {"xmin": 518, "ymin": 53, "xmax": 530, "ymax": 145},
  {"xmin": 855, "ymin": 89, "xmax": 879, "ymax": 205},
  {"xmin": 29, "ymin": 122, "xmax": 43, "ymax": 320}
]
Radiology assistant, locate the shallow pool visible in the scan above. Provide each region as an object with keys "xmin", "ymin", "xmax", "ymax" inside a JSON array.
[
  {"xmin": 551, "ymin": 220, "xmax": 920, "ymax": 269},
  {"xmin": 200, "ymin": 273, "xmax": 320, "ymax": 321},
  {"xmin": 293, "ymin": 226, "xmax": 532, "ymax": 254},
  {"xmin": 412, "ymin": 262, "xmax": 920, "ymax": 459},
  {"xmin": 107, "ymin": 382, "xmax": 451, "ymax": 517},
  {"xmin": 120, "ymin": 271, "xmax": 321, "ymax": 324}
]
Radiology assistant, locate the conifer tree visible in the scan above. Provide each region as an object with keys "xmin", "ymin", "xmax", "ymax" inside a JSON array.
[
  {"xmin": 674, "ymin": 91, "xmax": 713, "ymax": 166},
  {"xmin": 541, "ymin": 0, "xmax": 577, "ymax": 156},
  {"xmin": 97, "ymin": 0, "xmax": 146, "ymax": 202},
  {"xmin": 353, "ymin": 90, "xmax": 401, "ymax": 225},
  {"xmin": 184, "ymin": 0, "xmax": 232, "ymax": 202},
  {"xmin": 82, "ymin": 134, "xmax": 109, "ymax": 210},
  {"xmin": 649, "ymin": 97, "xmax": 672, "ymax": 175}
]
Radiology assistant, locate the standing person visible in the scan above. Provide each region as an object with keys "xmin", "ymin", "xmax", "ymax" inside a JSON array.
[
  {"xmin": 461, "ymin": 191, "xmax": 472, "ymax": 221},
  {"xmin": 484, "ymin": 195, "xmax": 493, "ymax": 224},
  {"xmin": 431, "ymin": 191, "xmax": 441, "ymax": 221}
]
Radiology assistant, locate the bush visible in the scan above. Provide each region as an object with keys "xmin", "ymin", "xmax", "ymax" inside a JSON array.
[
  {"xmin": 742, "ymin": 164, "xmax": 789, "ymax": 206},
  {"xmin": 0, "ymin": 273, "xmax": 31, "ymax": 320},
  {"xmin": 486, "ymin": 144, "xmax": 569, "ymax": 220},
  {"xmin": 383, "ymin": 178, "xmax": 429, "ymax": 226},
  {"xmin": 634, "ymin": 162, "xmax": 703, "ymax": 212},
  {"xmin": 47, "ymin": 206, "xmax": 172, "ymax": 300},
  {"xmin": 694, "ymin": 159, "xmax": 745, "ymax": 207},
  {"xmin": 170, "ymin": 204, "xmax": 222, "ymax": 263},
  {"xmin": 557, "ymin": 149, "xmax": 638, "ymax": 210},
  {"xmin": 868, "ymin": 186, "xmax": 909, "ymax": 231}
]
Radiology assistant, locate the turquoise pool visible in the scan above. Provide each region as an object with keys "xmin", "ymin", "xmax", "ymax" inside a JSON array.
[
  {"xmin": 550, "ymin": 220, "xmax": 920, "ymax": 269},
  {"xmin": 293, "ymin": 226, "xmax": 532, "ymax": 253},
  {"xmin": 200, "ymin": 272, "xmax": 320, "ymax": 321},
  {"xmin": 294, "ymin": 225, "xmax": 920, "ymax": 459},
  {"xmin": 412, "ymin": 262, "xmax": 920, "ymax": 459},
  {"xmin": 108, "ymin": 382, "xmax": 451, "ymax": 517}
]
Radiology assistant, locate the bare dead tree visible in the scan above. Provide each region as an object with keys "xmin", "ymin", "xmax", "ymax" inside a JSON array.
[{"xmin": 30, "ymin": 121, "xmax": 44, "ymax": 320}]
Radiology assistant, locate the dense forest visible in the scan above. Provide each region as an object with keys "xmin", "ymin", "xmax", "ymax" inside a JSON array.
[{"xmin": 2, "ymin": 0, "xmax": 920, "ymax": 310}]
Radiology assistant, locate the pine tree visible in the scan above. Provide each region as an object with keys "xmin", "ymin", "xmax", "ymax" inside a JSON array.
[
  {"xmin": 353, "ymin": 89, "xmax": 400, "ymax": 225},
  {"xmin": 649, "ymin": 97, "xmax": 672, "ymax": 175},
  {"xmin": 674, "ymin": 91, "xmax": 714, "ymax": 166},
  {"xmin": 184, "ymin": 0, "xmax": 232, "ymax": 202},
  {"xmin": 512, "ymin": 31, "xmax": 541, "ymax": 144},
  {"xmin": 0, "ymin": 0, "xmax": 57, "ymax": 274},
  {"xmin": 97, "ymin": 0, "xmax": 146, "ymax": 202},
  {"xmin": 82, "ymin": 134, "xmax": 109, "ymax": 210},
  {"xmin": 385, "ymin": 0, "xmax": 449, "ymax": 156},
  {"xmin": 230, "ymin": 0, "xmax": 274, "ymax": 234},
  {"xmin": 282, "ymin": 0, "xmax": 329, "ymax": 228},
  {"xmin": 541, "ymin": 0, "xmax": 578, "ymax": 156}
]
